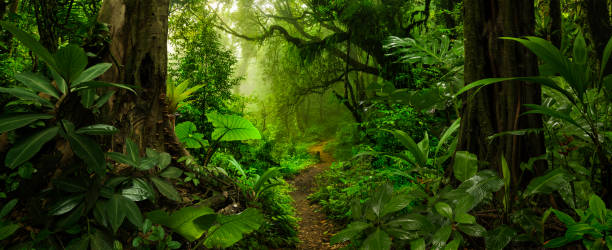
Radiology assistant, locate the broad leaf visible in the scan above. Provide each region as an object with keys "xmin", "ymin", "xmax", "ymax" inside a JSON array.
[
  {"xmin": 125, "ymin": 138, "xmax": 140, "ymax": 164},
  {"xmin": 0, "ymin": 22, "xmax": 56, "ymax": 70},
  {"xmin": 76, "ymin": 124, "xmax": 118, "ymax": 135},
  {"xmin": 49, "ymin": 195, "xmax": 84, "ymax": 216},
  {"xmin": 455, "ymin": 213, "xmax": 476, "ymax": 224},
  {"xmin": 5, "ymin": 126, "xmax": 58, "ymax": 168},
  {"xmin": 150, "ymin": 177, "xmax": 180, "ymax": 201},
  {"xmin": 410, "ymin": 238, "xmax": 426, "ymax": 250},
  {"xmin": 551, "ymin": 209, "xmax": 576, "ymax": 226},
  {"xmin": 523, "ymin": 168, "xmax": 572, "ymax": 197},
  {"xmin": 573, "ymin": 31, "xmax": 587, "ymax": 65},
  {"xmin": 0, "ymin": 223, "xmax": 20, "ymax": 240},
  {"xmin": 203, "ymin": 208, "xmax": 264, "ymax": 248},
  {"xmin": 54, "ymin": 45, "xmax": 87, "ymax": 83},
  {"xmin": 434, "ymin": 118, "xmax": 460, "ymax": 158},
  {"xmin": 448, "ymin": 170, "xmax": 503, "ymax": 209},
  {"xmin": 457, "ymin": 223, "xmax": 486, "ymax": 237},
  {"xmin": 93, "ymin": 90, "xmax": 115, "ymax": 108},
  {"xmin": 380, "ymin": 194, "xmax": 412, "ymax": 217},
  {"xmin": 485, "ymin": 225, "xmax": 517, "ymax": 250},
  {"xmin": 432, "ymin": 225, "xmax": 452, "ymax": 249},
  {"xmin": 73, "ymin": 63, "xmax": 112, "ymax": 85},
  {"xmin": 523, "ymin": 104, "xmax": 583, "ymax": 131},
  {"xmin": 175, "ymin": 121, "xmax": 207, "ymax": 148},
  {"xmin": 107, "ymin": 152, "xmax": 137, "ymax": 166},
  {"xmin": 0, "ymin": 113, "xmax": 53, "ymax": 133},
  {"xmin": 387, "ymin": 214, "xmax": 433, "ymax": 231},
  {"xmin": 0, "ymin": 199, "xmax": 18, "ymax": 219},
  {"xmin": 160, "ymin": 167, "xmax": 183, "ymax": 179},
  {"xmin": 15, "ymin": 72, "xmax": 60, "ymax": 99},
  {"xmin": 435, "ymin": 202, "xmax": 453, "ymax": 219},
  {"xmin": 360, "ymin": 228, "xmax": 392, "ymax": 250},
  {"xmin": 0, "ymin": 87, "xmax": 54, "ymax": 108},
  {"xmin": 589, "ymin": 194, "xmax": 607, "ymax": 224},
  {"xmin": 65, "ymin": 132, "xmax": 106, "ymax": 175},
  {"xmin": 208, "ymin": 113, "xmax": 261, "ymax": 141},
  {"xmin": 107, "ymin": 194, "xmax": 126, "ymax": 233},
  {"xmin": 73, "ymin": 81, "xmax": 137, "ymax": 94},
  {"xmin": 121, "ymin": 196, "xmax": 143, "ymax": 228},
  {"xmin": 385, "ymin": 129, "xmax": 427, "ymax": 167},
  {"xmin": 453, "ymin": 151, "xmax": 478, "ymax": 182},
  {"xmin": 444, "ymin": 239, "xmax": 461, "ymax": 250},
  {"xmin": 331, "ymin": 221, "xmax": 372, "ymax": 244},
  {"xmin": 600, "ymin": 35, "xmax": 612, "ymax": 80},
  {"xmin": 121, "ymin": 178, "xmax": 155, "ymax": 202}
]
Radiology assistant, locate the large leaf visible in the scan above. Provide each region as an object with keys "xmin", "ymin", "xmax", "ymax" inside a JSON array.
[
  {"xmin": 380, "ymin": 194, "xmax": 412, "ymax": 217},
  {"xmin": 121, "ymin": 196, "xmax": 143, "ymax": 228},
  {"xmin": 125, "ymin": 138, "xmax": 140, "ymax": 164},
  {"xmin": 446, "ymin": 170, "xmax": 503, "ymax": 209},
  {"xmin": 15, "ymin": 72, "xmax": 60, "ymax": 99},
  {"xmin": 523, "ymin": 168, "xmax": 572, "ymax": 197},
  {"xmin": 65, "ymin": 132, "xmax": 106, "ymax": 175},
  {"xmin": 600, "ymin": 34, "xmax": 612, "ymax": 80},
  {"xmin": 589, "ymin": 194, "xmax": 607, "ymax": 224},
  {"xmin": 435, "ymin": 202, "xmax": 453, "ymax": 219},
  {"xmin": 410, "ymin": 238, "xmax": 426, "ymax": 250},
  {"xmin": 73, "ymin": 63, "xmax": 112, "ymax": 85},
  {"xmin": 49, "ymin": 195, "xmax": 84, "ymax": 216},
  {"xmin": 432, "ymin": 225, "xmax": 452, "ymax": 249},
  {"xmin": 0, "ymin": 113, "xmax": 53, "ymax": 133},
  {"xmin": 523, "ymin": 104, "xmax": 584, "ymax": 131},
  {"xmin": 73, "ymin": 81, "xmax": 137, "ymax": 94},
  {"xmin": 331, "ymin": 221, "xmax": 372, "ymax": 244},
  {"xmin": 453, "ymin": 151, "xmax": 478, "ymax": 182},
  {"xmin": 5, "ymin": 126, "xmax": 58, "ymax": 168},
  {"xmin": 361, "ymin": 228, "xmax": 392, "ymax": 250},
  {"xmin": 121, "ymin": 178, "xmax": 155, "ymax": 202},
  {"xmin": 385, "ymin": 129, "xmax": 427, "ymax": 167},
  {"xmin": 485, "ymin": 225, "xmax": 517, "ymax": 250},
  {"xmin": 0, "ymin": 22, "xmax": 56, "ymax": 70},
  {"xmin": 208, "ymin": 113, "xmax": 261, "ymax": 141},
  {"xmin": 150, "ymin": 177, "xmax": 181, "ymax": 201},
  {"xmin": 0, "ymin": 223, "xmax": 20, "ymax": 240},
  {"xmin": 147, "ymin": 205, "xmax": 215, "ymax": 241},
  {"xmin": 434, "ymin": 118, "xmax": 460, "ymax": 158},
  {"xmin": 573, "ymin": 32, "xmax": 587, "ymax": 65},
  {"xmin": 107, "ymin": 194, "xmax": 126, "ymax": 233},
  {"xmin": 457, "ymin": 223, "xmax": 487, "ymax": 237},
  {"xmin": 203, "ymin": 208, "xmax": 264, "ymax": 248},
  {"xmin": 386, "ymin": 214, "xmax": 433, "ymax": 231},
  {"xmin": 76, "ymin": 124, "xmax": 118, "ymax": 135},
  {"xmin": 0, "ymin": 87, "xmax": 54, "ymax": 108},
  {"xmin": 0, "ymin": 199, "xmax": 18, "ymax": 219},
  {"xmin": 54, "ymin": 45, "xmax": 87, "ymax": 83},
  {"xmin": 175, "ymin": 121, "xmax": 207, "ymax": 148}
]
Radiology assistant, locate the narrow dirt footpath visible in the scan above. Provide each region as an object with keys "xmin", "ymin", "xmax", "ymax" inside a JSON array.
[{"xmin": 288, "ymin": 141, "xmax": 342, "ymax": 250}]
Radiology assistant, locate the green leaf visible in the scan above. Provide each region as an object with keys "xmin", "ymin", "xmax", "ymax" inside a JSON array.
[
  {"xmin": 435, "ymin": 202, "xmax": 453, "ymax": 219},
  {"xmin": 432, "ymin": 225, "xmax": 452, "ymax": 249},
  {"xmin": 73, "ymin": 81, "xmax": 137, "ymax": 94},
  {"xmin": 485, "ymin": 225, "xmax": 516, "ymax": 250},
  {"xmin": 15, "ymin": 72, "xmax": 60, "ymax": 99},
  {"xmin": 76, "ymin": 124, "xmax": 118, "ymax": 135},
  {"xmin": 5, "ymin": 126, "xmax": 58, "ymax": 168},
  {"xmin": 455, "ymin": 213, "xmax": 476, "ymax": 224},
  {"xmin": 387, "ymin": 214, "xmax": 433, "ymax": 231},
  {"xmin": 50, "ymin": 68, "xmax": 67, "ymax": 94},
  {"xmin": 0, "ymin": 223, "xmax": 20, "ymax": 240},
  {"xmin": 93, "ymin": 91, "xmax": 115, "ymax": 108},
  {"xmin": 0, "ymin": 22, "xmax": 56, "ymax": 70},
  {"xmin": 107, "ymin": 194, "xmax": 126, "ymax": 233},
  {"xmin": 330, "ymin": 221, "xmax": 372, "ymax": 244},
  {"xmin": 79, "ymin": 88, "xmax": 95, "ymax": 108},
  {"xmin": 147, "ymin": 206, "xmax": 215, "ymax": 241},
  {"xmin": 457, "ymin": 223, "xmax": 486, "ymax": 237},
  {"xmin": 65, "ymin": 132, "xmax": 106, "ymax": 175},
  {"xmin": 54, "ymin": 45, "xmax": 87, "ymax": 83},
  {"xmin": 208, "ymin": 112, "xmax": 261, "ymax": 141},
  {"xmin": 434, "ymin": 118, "xmax": 460, "ymax": 158},
  {"xmin": 551, "ymin": 209, "xmax": 576, "ymax": 226},
  {"xmin": 90, "ymin": 230, "xmax": 113, "ymax": 250},
  {"xmin": 125, "ymin": 138, "xmax": 140, "ymax": 165},
  {"xmin": 160, "ymin": 167, "xmax": 183, "ymax": 179},
  {"xmin": 0, "ymin": 113, "xmax": 53, "ymax": 133},
  {"xmin": 360, "ymin": 228, "xmax": 392, "ymax": 250},
  {"xmin": 122, "ymin": 178, "xmax": 155, "ymax": 202},
  {"xmin": 203, "ymin": 208, "xmax": 264, "ymax": 248},
  {"xmin": 410, "ymin": 238, "xmax": 426, "ymax": 250},
  {"xmin": 150, "ymin": 177, "xmax": 181, "ymax": 201},
  {"xmin": 175, "ymin": 121, "xmax": 208, "ymax": 148},
  {"xmin": 107, "ymin": 152, "xmax": 137, "ymax": 166},
  {"xmin": 605, "ymin": 236, "xmax": 612, "ymax": 250},
  {"xmin": 444, "ymin": 239, "xmax": 461, "ymax": 250},
  {"xmin": 73, "ymin": 63, "xmax": 112, "ymax": 85},
  {"xmin": 121, "ymin": 197, "xmax": 143, "ymax": 229},
  {"xmin": 523, "ymin": 168, "xmax": 572, "ymax": 197},
  {"xmin": 0, "ymin": 199, "xmax": 18, "ymax": 219},
  {"xmin": 522, "ymin": 104, "xmax": 583, "ymax": 130},
  {"xmin": 0, "ymin": 87, "xmax": 54, "ymax": 108},
  {"xmin": 380, "ymin": 194, "xmax": 412, "ymax": 217},
  {"xmin": 573, "ymin": 31, "xmax": 587, "ymax": 65},
  {"xmin": 543, "ymin": 236, "xmax": 571, "ymax": 248},
  {"xmin": 600, "ymin": 35, "xmax": 612, "ymax": 80},
  {"xmin": 589, "ymin": 194, "xmax": 607, "ymax": 224},
  {"xmin": 453, "ymin": 151, "xmax": 478, "ymax": 182},
  {"xmin": 385, "ymin": 129, "xmax": 426, "ymax": 167},
  {"xmin": 369, "ymin": 184, "xmax": 393, "ymax": 218},
  {"xmin": 49, "ymin": 195, "xmax": 84, "ymax": 216}
]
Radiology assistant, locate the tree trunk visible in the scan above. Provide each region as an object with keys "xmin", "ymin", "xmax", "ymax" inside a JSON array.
[
  {"xmin": 32, "ymin": 0, "xmax": 58, "ymax": 52},
  {"xmin": 549, "ymin": 0, "xmax": 562, "ymax": 48},
  {"xmin": 459, "ymin": 0, "xmax": 546, "ymax": 188},
  {"xmin": 584, "ymin": 0, "xmax": 612, "ymax": 76},
  {"xmin": 97, "ymin": 0, "xmax": 185, "ymax": 157}
]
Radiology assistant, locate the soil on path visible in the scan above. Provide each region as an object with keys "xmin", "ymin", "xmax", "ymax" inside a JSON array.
[{"xmin": 288, "ymin": 141, "xmax": 343, "ymax": 250}]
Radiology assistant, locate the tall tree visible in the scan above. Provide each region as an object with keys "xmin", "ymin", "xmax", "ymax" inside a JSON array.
[
  {"xmin": 97, "ymin": 0, "xmax": 184, "ymax": 156},
  {"xmin": 458, "ymin": 1, "xmax": 546, "ymax": 188},
  {"xmin": 584, "ymin": 0, "xmax": 612, "ymax": 76}
]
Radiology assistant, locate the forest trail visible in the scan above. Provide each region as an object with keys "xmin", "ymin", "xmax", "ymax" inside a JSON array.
[{"xmin": 288, "ymin": 141, "xmax": 342, "ymax": 250}]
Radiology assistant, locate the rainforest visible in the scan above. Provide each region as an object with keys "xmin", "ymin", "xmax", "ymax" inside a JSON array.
[{"xmin": 0, "ymin": 0, "xmax": 611, "ymax": 249}]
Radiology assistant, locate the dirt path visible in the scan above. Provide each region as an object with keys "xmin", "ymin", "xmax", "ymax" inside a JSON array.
[{"xmin": 288, "ymin": 141, "xmax": 342, "ymax": 250}]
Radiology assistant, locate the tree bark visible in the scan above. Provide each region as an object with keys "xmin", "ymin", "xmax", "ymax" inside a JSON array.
[
  {"xmin": 32, "ymin": 0, "xmax": 59, "ymax": 52},
  {"xmin": 549, "ymin": 0, "xmax": 562, "ymax": 48},
  {"xmin": 459, "ymin": 0, "xmax": 546, "ymax": 188},
  {"xmin": 584, "ymin": 0, "xmax": 612, "ymax": 76},
  {"xmin": 97, "ymin": 0, "xmax": 185, "ymax": 157}
]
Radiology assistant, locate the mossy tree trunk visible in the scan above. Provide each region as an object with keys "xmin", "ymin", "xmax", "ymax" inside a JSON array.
[
  {"xmin": 97, "ymin": 0, "xmax": 185, "ymax": 157},
  {"xmin": 459, "ymin": 0, "xmax": 546, "ymax": 189}
]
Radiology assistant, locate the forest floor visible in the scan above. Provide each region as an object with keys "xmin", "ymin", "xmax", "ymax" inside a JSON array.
[{"xmin": 288, "ymin": 141, "xmax": 344, "ymax": 250}]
